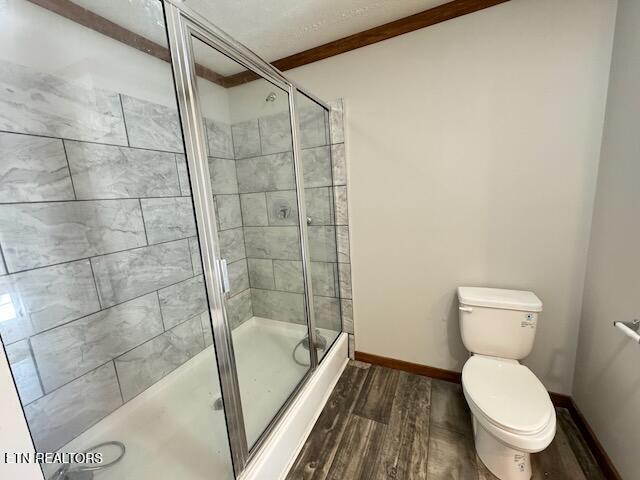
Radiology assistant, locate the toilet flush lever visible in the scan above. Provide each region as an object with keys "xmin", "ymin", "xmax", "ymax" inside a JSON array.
[{"xmin": 459, "ymin": 306, "xmax": 473, "ymax": 313}]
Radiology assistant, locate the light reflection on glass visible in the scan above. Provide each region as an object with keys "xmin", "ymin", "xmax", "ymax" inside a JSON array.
[{"xmin": 0, "ymin": 292, "xmax": 17, "ymax": 323}]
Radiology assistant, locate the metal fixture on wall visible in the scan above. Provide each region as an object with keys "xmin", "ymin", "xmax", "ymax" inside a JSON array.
[{"xmin": 613, "ymin": 319, "xmax": 640, "ymax": 343}]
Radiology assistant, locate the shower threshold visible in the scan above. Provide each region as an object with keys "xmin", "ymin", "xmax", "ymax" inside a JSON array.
[{"xmin": 42, "ymin": 317, "xmax": 341, "ymax": 480}]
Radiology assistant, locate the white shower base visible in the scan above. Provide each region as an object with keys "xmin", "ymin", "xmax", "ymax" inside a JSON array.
[{"xmin": 42, "ymin": 317, "xmax": 343, "ymax": 480}]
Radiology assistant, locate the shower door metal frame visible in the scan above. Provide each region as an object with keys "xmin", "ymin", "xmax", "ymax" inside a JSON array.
[
  {"xmin": 164, "ymin": 4, "xmax": 248, "ymax": 473},
  {"xmin": 163, "ymin": 0, "xmax": 331, "ymax": 475}
]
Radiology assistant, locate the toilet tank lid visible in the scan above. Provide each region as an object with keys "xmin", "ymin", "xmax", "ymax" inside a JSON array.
[{"xmin": 458, "ymin": 287, "xmax": 542, "ymax": 312}]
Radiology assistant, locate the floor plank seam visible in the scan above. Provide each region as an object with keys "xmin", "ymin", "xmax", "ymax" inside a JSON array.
[
  {"xmin": 424, "ymin": 379, "xmax": 435, "ymax": 479},
  {"xmin": 322, "ymin": 366, "xmax": 370, "ymax": 479},
  {"xmin": 288, "ymin": 364, "xmax": 606, "ymax": 480}
]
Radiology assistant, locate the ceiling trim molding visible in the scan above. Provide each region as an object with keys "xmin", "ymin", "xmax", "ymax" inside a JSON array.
[
  {"xmin": 26, "ymin": 0, "xmax": 229, "ymax": 87},
  {"xmin": 223, "ymin": 0, "xmax": 511, "ymax": 86},
  {"xmin": 27, "ymin": 0, "xmax": 510, "ymax": 89}
]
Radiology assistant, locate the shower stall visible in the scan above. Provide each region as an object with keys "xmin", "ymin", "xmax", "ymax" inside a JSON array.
[{"xmin": 0, "ymin": 0, "xmax": 350, "ymax": 478}]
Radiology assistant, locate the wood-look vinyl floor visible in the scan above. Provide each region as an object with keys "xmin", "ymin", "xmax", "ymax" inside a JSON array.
[{"xmin": 286, "ymin": 361, "xmax": 605, "ymax": 480}]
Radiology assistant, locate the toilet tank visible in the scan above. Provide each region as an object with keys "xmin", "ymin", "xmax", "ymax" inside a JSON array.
[{"xmin": 458, "ymin": 287, "xmax": 543, "ymax": 360}]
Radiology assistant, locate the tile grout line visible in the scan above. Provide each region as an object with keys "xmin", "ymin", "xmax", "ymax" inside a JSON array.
[
  {"xmin": 245, "ymin": 256, "xmax": 340, "ymax": 266},
  {"xmin": 0, "ymin": 242, "xmax": 8, "ymax": 275},
  {"xmin": 250, "ymin": 285, "xmax": 340, "ymax": 301},
  {"xmin": 0, "ymin": 193, "xmax": 200, "ymax": 206},
  {"xmin": 271, "ymin": 256, "xmax": 277, "ymax": 290},
  {"xmin": 226, "ymin": 284, "xmax": 250, "ymax": 301},
  {"xmin": 327, "ymin": 106, "xmax": 347, "ymax": 331},
  {"xmin": 234, "ymin": 142, "xmax": 335, "ymax": 162},
  {"xmin": 228, "ymin": 117, "xmax": 239, "ymax": 161},
  {"xmin": 235, "ymin": 144, "xmax": 329, "ymax": 161},
  {"xmin": 173, "ymin": 153, "xmax": 185, "ymax": 196},
  {"xmin": 60, "ymin": 139, "xmax": 78, "ymax": 201},
  {"xmin": 2, "ymin": 236, "xmax": 192, "ymax": 277},
  {"xmin": 24, "ymin": 308, "xmax": 209, "ymax": 408},
  {"xmin": 111, "ymin": 359, "xmax": 125, "ymax": 404},
  {"xmin": 242, "ymin": 222, "xmax": 348, "ymax": 228},
  {"xmin": 237, "ymin": 184, "xmax": 345, "ymax": 197},
  {"xmin": 0, "ymin": 123, "xmax": 338, "ymax": 163},
  {"xmin": 256, "ymin": 116, "xmax": 264, "ymax": 159},
  {"xmin": 13, "ymin": 270, "xmax": 200, "ymax": 347},
  {"xmin": 25, "ymin": 358, "xmax": 123, "ymax": 452},
  {"xmin": 187, "ymin": 242, "xmax": 197, "ymax": 276},
  {"xmin": 26, "ymin": 337, "xmax": 47, "ymax": 401},
  {"xmin": 209, "ymin": 126, "xmax": 252, "ymax": 298},
  {"xmin": 156, "ymin": 291, "xmax": 168, "ymax": 331},
  {"xmin": 225, "ymin": 124, "xmax": 254, "ymax": 310},
  {"xmin": 138, "ymin": 198, "xmax": 150, "ymax": 245},
  {"xmin": 185, "ymin": 228, "xmax": 197, "ymax": 276},
  {"xmin": 0, "ymin": 128, "xmax": 183, "ymax": 156},
  {"xmin": 118, "ymin": 94, "xmax": 131, "ymax": 148},
  {"xmin": 25, "ymin": 361, "xmax": 123, "ymax": 449},
  {"xmin": 115, "ymin": 309, "xmax": 207, "ymax": 367},
  {"xmin": 88, "ymin": 257, "xmax": 103, "ymax": 310}
]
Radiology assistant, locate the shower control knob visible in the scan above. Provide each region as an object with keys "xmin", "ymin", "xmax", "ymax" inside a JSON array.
[{"xmin": 306, "ymin": 216, "xmax": 312, "ymax": 225}]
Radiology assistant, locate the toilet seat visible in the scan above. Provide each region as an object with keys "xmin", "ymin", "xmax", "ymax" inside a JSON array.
[{"xmin": 462, "ymin": 355, "xmax": 556, "ymax": 453}]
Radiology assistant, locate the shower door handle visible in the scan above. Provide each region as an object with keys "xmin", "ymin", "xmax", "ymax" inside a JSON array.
[{"xmin": 219, "ymin": 259, "xmax": 231, "ymax": 296}]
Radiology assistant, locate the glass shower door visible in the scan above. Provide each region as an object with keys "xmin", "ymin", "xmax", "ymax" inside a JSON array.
[
  {"xmin": 295, "ymin": 92, "xmax": 344, "ymax": 362},
  {"xmin": 183, "ymin": 34, "xmax": 314, "ymax": 451},
  {"xmin": 0, "ymin": 0, "xmax": 234, "ymax": 479}
]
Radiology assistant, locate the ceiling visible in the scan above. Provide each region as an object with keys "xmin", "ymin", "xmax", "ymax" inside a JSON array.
[
  {"xmin": 71, "ymin": 0, "xmax": 449, "ymax": 77},
  {"xmin": 71, "ymin": 0, "xmax": 167, "ymax": 46},
  {"xmin": 182, "ymin": 0, "xmax": 449, "ymax": 62}
]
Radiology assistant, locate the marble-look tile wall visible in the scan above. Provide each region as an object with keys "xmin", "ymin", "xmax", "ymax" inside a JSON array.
[
  {"xmin": 325, "ymin": 100, "xmax": 354, "ymax": 357},
  {"xmin": 209, "ymin": 133, "xmax": 253, "ymax": 331},
  {"xmin": 0, "ymin": 59, "xmax": 352, "ymax": 452},
  {"xmin": 0, "ymin": 60, "xmax": 233, "ymax": 452},
  {"xmin": 233, "ymin": 99, "xmax": 352, "ymax": 344},
  {"xmin": 328, "ymin": 100, "xmax": 354, "ymax": 358}
]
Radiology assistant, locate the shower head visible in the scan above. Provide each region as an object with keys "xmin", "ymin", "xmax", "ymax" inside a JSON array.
[{"xmin": 265, "ymin": 92, "xmax": 277, "ymax": 102}]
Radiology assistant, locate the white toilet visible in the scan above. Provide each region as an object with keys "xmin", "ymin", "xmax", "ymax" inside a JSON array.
[{"xmin": 457, "ymin": 287, "xmax": 556, "ymax": 480}]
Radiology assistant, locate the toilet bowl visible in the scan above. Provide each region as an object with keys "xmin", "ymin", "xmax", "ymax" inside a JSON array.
[
  {"xmin": 462, "ymin": 355, "xmax": 556, "ymax": 479},
  {"xmin": 457, "ymin": 287, "xmax": 555, "ymax": 480}
]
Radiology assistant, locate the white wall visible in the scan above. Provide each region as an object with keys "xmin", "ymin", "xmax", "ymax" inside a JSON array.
[
  {"xmin": 284, "ymin": 0, "xmax": 616, "ymax": 393},
  {"xmin": 228, "ymin": 78, "xmax": 291, "ymax": 124},
  {"xmin": 0, "ymin": 343, "xmax": 42, "ymax": 479},
  {"xmin": 0, "ymin": 0, "xmax": 230, "ymax": 121},
  {"xmin": 572, "ymin": 0, "xmax": 639, "ymax": 477}
]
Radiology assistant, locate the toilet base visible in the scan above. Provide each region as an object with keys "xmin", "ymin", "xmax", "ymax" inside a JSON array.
[{"xmin": 473, "ymin": 416, "xmax": 532, "ymax": 480}]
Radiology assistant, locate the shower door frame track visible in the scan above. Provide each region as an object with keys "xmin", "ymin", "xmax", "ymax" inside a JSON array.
[{"xmin": 164, "ymin": 0, "xmax": 334, "ymax": 476}]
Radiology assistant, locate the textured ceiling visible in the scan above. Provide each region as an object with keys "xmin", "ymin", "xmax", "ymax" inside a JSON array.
[
  {"xmin": 182, "ymin": 0, "xmax": 448, "ymax": 62},
  {"xmin": 72, "ymin": 0, "xmax": 168, "ymax": 45},
  {"xmin": 69, "ymin": 0, "xmax": 449, "ymax": 76}
]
